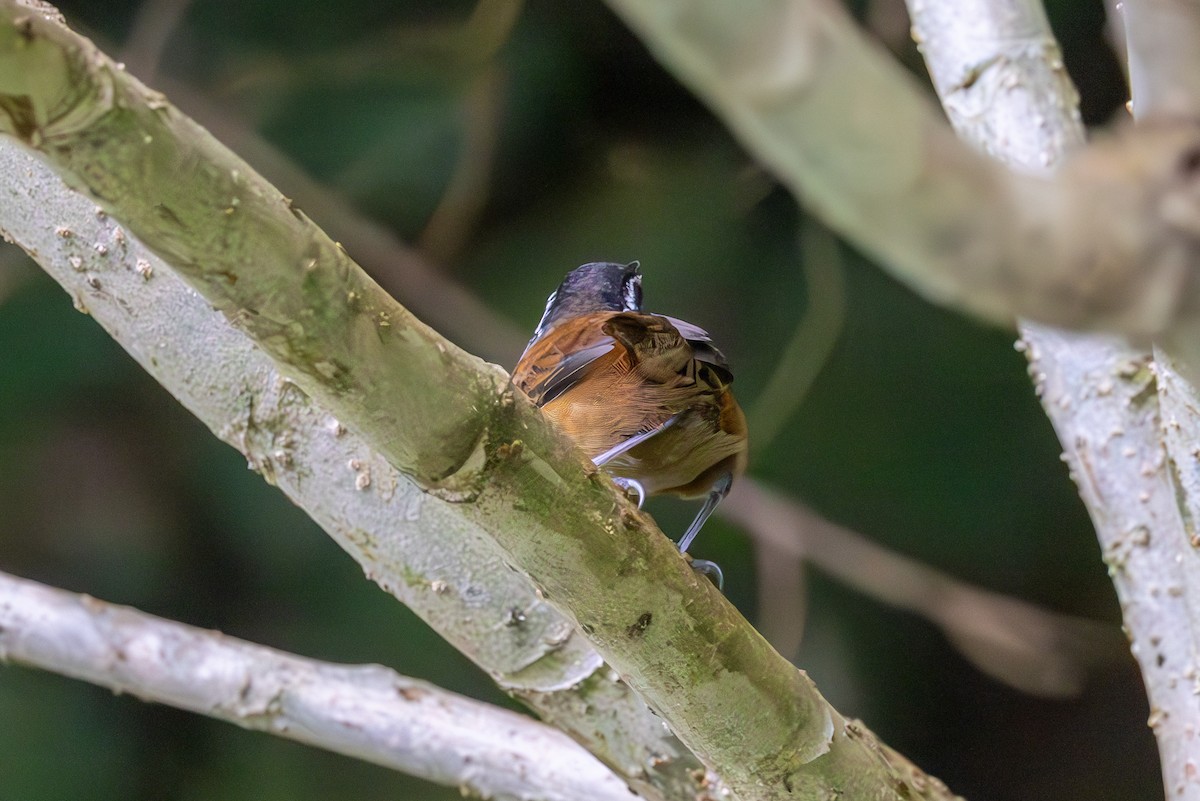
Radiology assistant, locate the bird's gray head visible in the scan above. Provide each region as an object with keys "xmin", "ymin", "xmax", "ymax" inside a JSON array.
[{"xmin": 530, "ymin": 261, "xmax": 642, "ymax": 342}]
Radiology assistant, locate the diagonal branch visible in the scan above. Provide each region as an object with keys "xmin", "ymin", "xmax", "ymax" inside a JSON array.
[
  {"xmin": 725, "ymin": 480, "xmax": 1122, "ymax": 699},
  {"xmin": 602, "ymin": 0, "xmax": 1200, "ymax": 340},
  {"xmin": 0, "ymin": 138, "xmax": 702, "ymax": 801},
  {"xmin": 155, "ymin": 39, "xmax": 1115, "ymax": 702},
  {"xmin": 152, "ymin": 43, "xmax": 1114, "ymax": 700},
  {"xmin": 0, "ymin": 569, "xmax": 635, "ymax": 801}
]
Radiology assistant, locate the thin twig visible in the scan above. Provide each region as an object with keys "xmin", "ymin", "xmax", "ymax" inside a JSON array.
[
  {"xmin": 213, "ymin": 0, "xmax": 524, "ymax": 100},
  {"xmin": 156, "ymin": 75, "xmax": 529, "ymax": 364},
  {"xmin": 416, "ymin": 65, "xmax": 506, "ymax": 266},
  {"xmin": 748, "ymin": 218, "xmax": 845, "ymax": 454},
  {"xmin": 724, "ymin": 480, "xmax": 1123, "ymax": 698}
]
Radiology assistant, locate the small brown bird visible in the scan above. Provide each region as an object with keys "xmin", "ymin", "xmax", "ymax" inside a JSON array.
[{"xmin": 512, "ymin": 261, "xmax": 748, "ymax": 586}]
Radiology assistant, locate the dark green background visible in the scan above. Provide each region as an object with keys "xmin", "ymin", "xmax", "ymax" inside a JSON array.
[{"xmin": 0, "ymin": 1, "xmax": 1156, "ymax": 799}]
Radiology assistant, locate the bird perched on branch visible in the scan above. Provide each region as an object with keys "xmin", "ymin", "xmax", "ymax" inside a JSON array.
[{"xmin": 512, "ymin": 261, "xmax": 748, "ymax": 587}]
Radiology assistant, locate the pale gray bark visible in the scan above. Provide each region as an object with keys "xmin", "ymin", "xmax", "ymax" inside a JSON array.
[
  {"xmin": 888, "ymin": 0, "xmax": 1200, "ymax": 797},
  {"xmin": 11, "ymin": 0, "xmax": 1198, "ymax": 797},
  {"xmin": 1119, "ymin": 1, "xmax": 1200, "ymax": 796},
  {"xmin": 0, "ymin": 570, "xmax": 635, "ymax": 801},
  {"xmin": 0, "ymin": 140, "xmax": 704, "ymax": 801},
  {"xmin": 1122, "ymin": 0, "xmax": 1200, "ymax": 119},
  {"xmin": 600, "ymin": 0, "xmax": 1200, "ymax": 797}
]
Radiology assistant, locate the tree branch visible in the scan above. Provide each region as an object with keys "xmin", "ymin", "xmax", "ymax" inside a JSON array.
[
  {"xmin": 1028, "ymin": 331, "xmax": 1199, "ymax": 800},
  {"xmin": 602, "ymin": 0, "xmax": 1200, "ymax": 340},
  {"xmin": 1116, "ymin": 2, "xmax": 1200, "ymax": 797},
  {"xmin": 151, "ymin": 36, "xmax": 1111, "ymax": 703},
  {"xmin": 724, "ymin": 480, "xmax": 1121, "ymax": 698},
  {"xmin": 1121, "ymin": 0, "xmax": 1200, "ymax": 119},
  {"xmin": 148, "ymin": 39, "xmax": 1111, "ymax": 700},
  {"xmin": 907, "ymin": 1, "xmax": 1200, "ymax": 799},
  {"xmin": 0, "ymin": 140, "xmax": 704, "ymax": 801},
  {"xmin": 0, "ymin": 569, "xmax": 635, "ymax": 801}
]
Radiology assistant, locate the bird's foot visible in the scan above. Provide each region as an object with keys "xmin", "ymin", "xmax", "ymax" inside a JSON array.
[
  {"xmin": 685, "ymin": 555, "xmax": 724, "ymax": 591},
  {"xmin": 612, "ymin": 477, "xmax": 646, "ymax": 509}
]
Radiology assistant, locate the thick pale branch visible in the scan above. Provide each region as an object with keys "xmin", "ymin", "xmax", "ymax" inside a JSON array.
[
  {"xmin": 908, "ymin": 1, "xmax": 1200, "ymax": 798},
  {"xmin": 1118, "ymin": 1, "xmax": 1200, "ymax": 796},
  {"xmin": 155, "ymin": 57, "xmax": 1102, "ymax": 702},
  {"xmin": 909, "ymin": 0, "xmax": 1084, "ymax": 157},
  {"xmin": 0, "ymin": 4, "xmax": 956, "ymax": 799},
  {"xmin": 0, "ymin": 141, "xmax": 701, "ymax": 801},
  {"xmin": 1, "ymin": 3, "xmax": 501, "ymax": 487},
  {"xmin": 602, "ymin": 0, "xmax": 1200, "ymax": 337},
  {"xmin": 163, "ymin": 53, "xmax": 1109, "ymax": 704},
  {"xmin": 0, "ymin": 570, "xmax": 634, "ymax": 801},
  {"xmin": 1029, "ymin": 331, "xmax": 1199, "ymax": 800}
]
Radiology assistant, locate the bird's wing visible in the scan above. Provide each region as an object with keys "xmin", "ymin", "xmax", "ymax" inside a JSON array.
[
  {"xmin": 529, "ymin": 339, "xmax": 617, "ymax": 405},
  {"xmin": 513, "ymin": 311, "xmax": 730, "ymax": 408},
  {"xmin": 601, "ymin": 313, "xmax": 696, "ymax": 386},
  {"xmin": 660, "ymin": 315, "xmax": 734, "ymax": 383},
  {"xmin": 512, "ymin": 312, "xmax": 623, "ymax": 407}
]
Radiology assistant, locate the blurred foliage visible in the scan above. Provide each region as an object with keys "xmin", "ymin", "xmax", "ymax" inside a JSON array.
[{"xmin": 0, "ymin": 1, "xmax": 1159, "ymax": 799}]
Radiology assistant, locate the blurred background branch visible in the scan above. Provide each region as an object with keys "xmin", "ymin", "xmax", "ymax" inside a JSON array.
[
  {"xmin": 725, "ymin": 480, "xmax": 1124, "ymax": 697},
  {"xmin": 118, "ymin": 0, "xmax": 193, "ymax": 85},
  {"xmin": 1121, "ymin": 0, "xmax": 1200, "ymax": 119},
  {"xmin": 747, "ymin": 219, "xmax": 845, "ymax": 453},
  {"xmin": 605, "ymin": 0, "xmax": 1200, "ymax": 341}
]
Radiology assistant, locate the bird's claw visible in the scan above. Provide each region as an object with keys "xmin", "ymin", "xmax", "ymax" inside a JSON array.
[
  {"xmin": 612, "ymin": 477, "xmax": 646, "ymax": 509},
  {"xmin": 685, "ymin": 555, "xmax": 724, "ymax": 591}
]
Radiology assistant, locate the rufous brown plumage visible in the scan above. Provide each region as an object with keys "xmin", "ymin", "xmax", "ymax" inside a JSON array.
[{"xmin": 512, "ymin": 261, "xmax": 747, "ymax": 586}]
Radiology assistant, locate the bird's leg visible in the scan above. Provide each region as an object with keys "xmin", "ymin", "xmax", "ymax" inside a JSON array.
[
  {"xmin": 678, "ymin": 472, "xmax": 732, "ymax": 553},
  {"xmin": 677, "ymin": 472, "xmax": 733, "ymax": 590},
  {"xmin": 687, "ymin": 557, "xmax": 724, "ymax": 591},
  {"xmin": 592, "ymin": 413, "xmax": 681, "ymax": 467},
  {"xmin": 594, "ymin": 416, "xmax": 676, "ymax": 508},
  {"xmin": 593, "ymin": 415, "xmax": 728, "ymax": 589},
  {"xmin": 611, "ymin": 477, "xmax": 646, "ymax": 509}
]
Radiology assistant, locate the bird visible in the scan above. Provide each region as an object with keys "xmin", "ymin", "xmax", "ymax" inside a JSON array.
[{"xmin": 512, "ymin": 261, "xmax": 748, "ymax": 588}]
